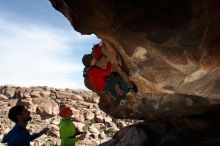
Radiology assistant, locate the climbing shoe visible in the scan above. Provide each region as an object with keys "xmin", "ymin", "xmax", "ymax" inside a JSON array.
[{"xmin": 126, "ymin": 89, "xmax": 135, "ymax": 96}]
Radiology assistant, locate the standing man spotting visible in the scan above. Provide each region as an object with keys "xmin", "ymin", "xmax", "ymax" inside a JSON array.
[{"xmin": 1, "ymin": 105, "xmax": 49, "ymax": 146}]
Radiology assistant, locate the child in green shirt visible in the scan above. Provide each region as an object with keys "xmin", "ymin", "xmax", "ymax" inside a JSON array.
[{"xmin": 59, "ymin": 107, "xmax": 78, "ymax": 146}]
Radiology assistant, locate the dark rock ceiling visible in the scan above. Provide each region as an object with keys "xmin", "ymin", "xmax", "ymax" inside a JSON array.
[{"xmin": 49, "ymin": 0, "xmax": 220, "ymax": 121}]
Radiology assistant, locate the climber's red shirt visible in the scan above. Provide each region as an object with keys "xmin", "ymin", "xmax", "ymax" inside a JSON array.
[{"xmin": 87, "ymin": 62, "xmax": 112, "ymax": 91}]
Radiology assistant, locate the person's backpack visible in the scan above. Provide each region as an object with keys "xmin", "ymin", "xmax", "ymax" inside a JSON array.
[{"xmin": 83, "ymin": 67, "xmax": 93, "ymax": 90}]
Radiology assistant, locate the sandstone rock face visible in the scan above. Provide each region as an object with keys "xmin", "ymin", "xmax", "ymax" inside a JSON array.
[
  {"xmin": 49, "ymin": 0, "xmax": 220, "ymax": 120},
  {"xmin": 100, "ymin": 124, "xmax": 160, "ymax": 146},
  {"xmin": 37, "ymin": 99, "xmax": 59, "ymax": 118}
]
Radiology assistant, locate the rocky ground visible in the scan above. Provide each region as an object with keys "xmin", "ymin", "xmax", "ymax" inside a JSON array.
[{"xmin": 0, "ymin": 85, "xmax": 141, "ymax": 146}]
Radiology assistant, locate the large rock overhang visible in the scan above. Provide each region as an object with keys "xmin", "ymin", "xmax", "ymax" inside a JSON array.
[{"xmin": 49, "ymin": 0, "xmax": 220, "ymax": 120}]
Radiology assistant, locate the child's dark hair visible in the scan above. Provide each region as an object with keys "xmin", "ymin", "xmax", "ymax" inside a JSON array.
[
  {"xmin": 82, "ymin": 54, "xmax": 93, "ymax": 67},
  {"xmin": 8, "ymin": 105, "xmax": 25, "ymax": 123}
]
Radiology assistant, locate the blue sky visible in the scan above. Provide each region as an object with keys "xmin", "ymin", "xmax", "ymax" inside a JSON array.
[{"xmin": 0, "ymin": 0, "xmax": 100, "ymax": 89}]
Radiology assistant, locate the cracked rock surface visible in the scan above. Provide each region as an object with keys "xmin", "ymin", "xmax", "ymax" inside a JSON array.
[{"xmin": 50, "ymin": 0, "xmax": 220, "ymax": 120}]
